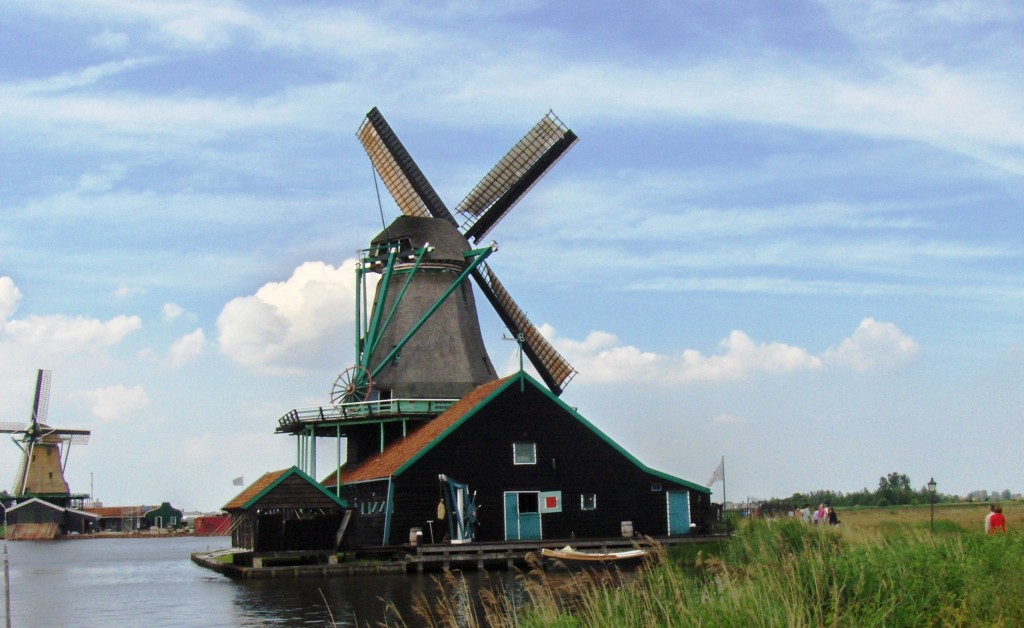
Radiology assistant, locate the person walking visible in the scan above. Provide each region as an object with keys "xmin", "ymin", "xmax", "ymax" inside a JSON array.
[{"xmin": 985, "ymin": 504, "xmax": 995, "ymax": 534}]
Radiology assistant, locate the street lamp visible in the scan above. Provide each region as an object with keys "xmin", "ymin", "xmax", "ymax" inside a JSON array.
[{"xmin": 927, "ymin": 477, "xmax": 937, "ymax": 532}]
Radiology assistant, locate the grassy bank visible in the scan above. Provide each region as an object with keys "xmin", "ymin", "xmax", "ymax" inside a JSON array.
[{"xmin": 411, "ymin": 504, "xmax": 1023, "ymax": 627}]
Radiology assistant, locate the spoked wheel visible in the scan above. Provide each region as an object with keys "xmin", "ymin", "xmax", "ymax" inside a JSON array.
[{"xmin": 331, "ymin": 366, "xmax": 373, "ymax": 404}]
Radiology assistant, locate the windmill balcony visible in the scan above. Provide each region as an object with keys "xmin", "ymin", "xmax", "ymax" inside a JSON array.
[{"xmin": 276, "ymin": 398, "xmax": 458, "ymax": 435}]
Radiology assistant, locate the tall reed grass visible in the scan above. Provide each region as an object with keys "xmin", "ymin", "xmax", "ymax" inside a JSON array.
[{"xmin": 402, "ymin": 517, "xmax": 1024, "ymax": 626}]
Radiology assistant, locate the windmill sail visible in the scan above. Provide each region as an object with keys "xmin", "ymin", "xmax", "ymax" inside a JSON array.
[
  {"xmin": 471, "ymin": 262, "xmax": 576, "ymax": 395},
  {"xmin": 32, "ymin": 368, "xmax": 51, "ymax": 428},
  {"xmin": 457, "ymin": 112, "xmax": 578, "ymax": 243},
  {"xmin": 357, "ymin": 107, "xmax": 456, "ymax": 223}
]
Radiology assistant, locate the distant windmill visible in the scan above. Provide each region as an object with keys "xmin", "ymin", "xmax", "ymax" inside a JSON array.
[
  {"xmin": 0, "ymin": 369, "xmax": 90, "ymax": 506},
  {"xmin": 332, "ymin": 107, "xmax": 578, "ymax": 405}
]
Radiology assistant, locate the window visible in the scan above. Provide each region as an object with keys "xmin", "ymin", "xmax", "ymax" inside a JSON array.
[
  {"xmin": 513, "ymin": 442, "xmax": 537, "ymax": 465},
  {"xmin": 651, "ymin": 483, "xmax": 663, "ymax": 493},
  {"xmin": 581, "ymin": 493, "xmax": 597, "ymax": 511},
  {"xmin": 519, "ymin": 492, "xmax": 539, "ymax": 513}
]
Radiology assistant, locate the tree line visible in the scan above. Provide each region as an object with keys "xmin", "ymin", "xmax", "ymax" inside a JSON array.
[{"xmin": 759, "ymin": 472, "xmax": 954, "ymax": 511}]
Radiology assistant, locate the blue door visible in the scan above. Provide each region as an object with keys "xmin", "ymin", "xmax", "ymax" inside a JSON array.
[
  {"xmin": 668, "ymin": 491, "xmax": 691, "ymax": 535},
  {"xmin": 504, "ymin": 492, "xmax": 542, "ymax": 540},
  {"xmin": 504, "ymin": 493, "xmax": 519, "ymax": 540}
]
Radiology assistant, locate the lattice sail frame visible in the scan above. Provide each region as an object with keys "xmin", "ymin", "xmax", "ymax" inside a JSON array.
[
  {"xmin": 472, "ymin": 261, "xmax": 576, "ymax": 392},
  {"xmin": 458, "ymin": 111, "xmax": 573, "ymax": 226}
]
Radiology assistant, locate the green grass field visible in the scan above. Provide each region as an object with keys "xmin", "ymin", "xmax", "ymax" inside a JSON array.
[
  {"xmin": 833, "ymin": 500, "xmax": 1019, "ymax": 533},
  {"xmin": 412, "ymin": 502, "xmax": 1023, "ymax": 627}
]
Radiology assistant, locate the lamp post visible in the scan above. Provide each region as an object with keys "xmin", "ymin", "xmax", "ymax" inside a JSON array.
[{"xmin": 927, "ymin": 477, "xmax": 937, "ymax": 532}]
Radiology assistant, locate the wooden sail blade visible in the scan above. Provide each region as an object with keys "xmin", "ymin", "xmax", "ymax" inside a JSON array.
[
  {"xmin": 32, "ymin": 368, "xmax": 51, "ymax": 426},
  {"xmin": 53, "ymin": 430, "xmax": 92, "ymax": 446},
  {"xmin": 357, "ymin": 107, "xmax": 456, "ymax": 223},
  {"xmin": 471, "ymin": 262, "xmax": 576, "ymax": 395},
  {"xmin": 458, "ymin": 111, "xmax": 578, "ymax": 243}
]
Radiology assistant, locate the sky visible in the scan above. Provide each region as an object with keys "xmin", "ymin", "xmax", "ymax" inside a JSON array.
[{"xmin": 1, "ymin": 1, "xmax": 1022, "ymax": 512}]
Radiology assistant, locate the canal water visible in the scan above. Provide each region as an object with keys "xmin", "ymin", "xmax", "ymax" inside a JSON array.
[{"xmin": 1, "ymin": 537, "xmax": 535, "ymax": 626}]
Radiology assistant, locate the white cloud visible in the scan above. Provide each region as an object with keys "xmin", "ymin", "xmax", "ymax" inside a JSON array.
[
  {"xmin": 0, "ymin": 276, "xmax": 22, "ymax": 321},
  {"xmin": 713, "ymin": 413, "xmax": 746, "ymax": 426},
  {"xmin": 169, "ymin": 328, "xmax": 205, "ymax": 368},
  {"xmin": 113, "ymin": 283, "xmax": 145, "ymax": 299},
  {"xmin": 73, "ymin": 384, "xmax": 149, "ymax": 422},
  {"xmin": 163, "ymin": 303, "xmax": 185, "ymax": 322},
  {"xmin": 76, "ymin": 164, "xmax": 127, "ymax": 193},
  {"xmin": 560, "ymin": 319, "xmax": 914, "ymax": 385},
  {"xmin": 89, "ymin": 29, "xmax": 129, "ymax": 52},
  {"xmin": 679, "ymin": 331, "xmax": 823, "ymax": 382},
  {"xmin": 0, "ymin": 278, "xmax": 143, "ymax": 420},
  {"xmin": 823, "ymin": 317, "xmax": 918, "ymax": 372},
  {"xmin": 216, "ymin": 260, "xmax": 361, "ymax": 375}
]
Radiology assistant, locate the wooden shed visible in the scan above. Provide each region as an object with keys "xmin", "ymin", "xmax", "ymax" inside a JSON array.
[
  {"xmin": 324, "ymin": 372, "xmax": 712, "ymax": 549},
  {"xmin": 224, "ymin": 466, "xmax": 349, "ymax": 552},
  {"xmin": 5, "ymin": 497, "xmax": 98, "ymax": 539},
  {"xmin": 144, "ymin": 502, "xmax": 184, "ymax": 529}
]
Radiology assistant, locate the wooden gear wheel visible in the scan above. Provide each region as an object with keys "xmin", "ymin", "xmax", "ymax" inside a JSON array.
[{"xmin": 330, "ymin": 366, "xmax": 374, "ymax": 404}]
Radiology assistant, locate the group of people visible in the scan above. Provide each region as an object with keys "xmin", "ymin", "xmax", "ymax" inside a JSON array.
[
  {"xmin": 798, "ymin": 503, "xmax": 839, "ymax": 526},
  {"xmin": 985, "ymin": 504, "xmax": 1007, "ymax": 534}
]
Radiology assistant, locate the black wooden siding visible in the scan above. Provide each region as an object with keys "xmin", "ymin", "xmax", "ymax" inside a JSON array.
[{"xmin": 357, "ymin": 381, "xmax": 710, "ymax": 546}]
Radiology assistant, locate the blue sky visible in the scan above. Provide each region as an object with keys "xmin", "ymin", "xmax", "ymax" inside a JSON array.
[{"xmin": 2, "ymin": 1, "xmax": 1022, "ymax": 511}]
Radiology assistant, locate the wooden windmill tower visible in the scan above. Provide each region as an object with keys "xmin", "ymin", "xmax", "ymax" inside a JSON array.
[
  {"xmin": 277, "ymin": 108, "xmax": 580, "ymax": 473},
  {"xmin": 333, "ymin": 107, "xmax": 578, "ymax": 405},
  {"xmin": 0, "ymin": 369, "xmax": 90, "ymax": 506}
]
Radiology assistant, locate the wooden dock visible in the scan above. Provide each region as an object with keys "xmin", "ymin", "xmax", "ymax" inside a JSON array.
[{"xmin": 192, "ymin": 534, "xmax": 729, "ymax": 579}]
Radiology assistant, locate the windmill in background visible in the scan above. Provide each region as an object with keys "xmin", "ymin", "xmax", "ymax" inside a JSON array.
[{"xmin": 0, "ymin": 369, "xmax": 90, "ymax": 507}]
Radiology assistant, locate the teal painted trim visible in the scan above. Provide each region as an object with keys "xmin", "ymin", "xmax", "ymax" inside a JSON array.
[
  {"xmin": 355, "ymin": 262, "xmax": 363, "ymax": 368},
  {"xmin": 521, "ymin": 372, "xmax": 712, "ymax": 495},
  {"xmin": 310, "ymin": 428, "xmax": 317, "ymax": 479},
  {"xmin": 391, "ymin": 378, "xmax": 512, "ymax": 477},
  {"xmin": 361, "ymin": 247, "xmax": 398, "ymax": 369},
  {"xmin": 368, "ymin": 245, "xmax": 495, "ymax": 379},
  {"xmin": 372, "ymin": 246, "xmax": 430, "ymax": 360},
  {"xmin": 240, "ymin": 466, "xmax": 348, "ymax": 510},
  {"xmin": 382, "ymin": 476, "xmax": 395, "ymax": 545}
]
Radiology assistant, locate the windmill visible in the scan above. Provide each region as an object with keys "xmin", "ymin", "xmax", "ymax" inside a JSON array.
[
  {"xmin": 0, "ymin": 369, "xmax": 90, "ymax": 506},
  {"xmin": 331, "ymin": 107, "xmax": 579, "ymax": 407}
]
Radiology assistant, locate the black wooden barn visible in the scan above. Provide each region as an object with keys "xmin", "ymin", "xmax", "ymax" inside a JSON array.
[{"xmin": 323, "ymin": 372, "xmax": 712, "ymax": 549}]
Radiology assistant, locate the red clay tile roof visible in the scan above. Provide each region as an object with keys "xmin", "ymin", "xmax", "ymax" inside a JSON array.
[
  {"xmin": 332, "ymin": 376, "xmax": 512, "ymax": 485},
  {"xmin": 222, "ymin": 468, "xmax": 290, "ymax": 510}
]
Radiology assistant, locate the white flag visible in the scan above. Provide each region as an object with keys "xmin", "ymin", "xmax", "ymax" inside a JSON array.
[
  {"xmin": 232, "ymin": 476, "xmax": 244, "ymax": 486},
  {"xmin": 707, "ymin": 459, "xmax": 724, "ymax": 486}
]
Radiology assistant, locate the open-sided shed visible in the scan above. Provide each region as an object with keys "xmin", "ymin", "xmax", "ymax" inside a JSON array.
[{"xmin": 224, "ymin": 466, "xmax": 348, "ymax": 552}]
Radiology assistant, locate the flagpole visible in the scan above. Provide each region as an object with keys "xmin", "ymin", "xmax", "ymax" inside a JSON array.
[{"xmin": 721, "ymin": 455, "xmax": 726, "ymax": 510}]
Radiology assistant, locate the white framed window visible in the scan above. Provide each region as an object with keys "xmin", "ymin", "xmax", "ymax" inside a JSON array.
[
  {"xmin": 581, "ymin": 493, "xmax": 597, "ymax": 511},
  {"xmin": 513, "ymin": 442, "xmax": 537, "ymax": 465}
]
